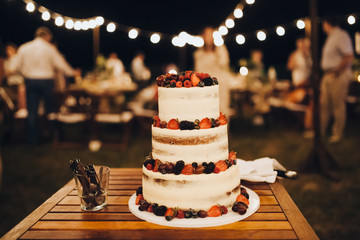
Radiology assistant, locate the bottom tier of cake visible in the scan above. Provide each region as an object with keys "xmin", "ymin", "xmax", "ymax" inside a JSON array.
[{"xmin": 142, "ymin": 165, "xmax": 241, "ymax": 211}]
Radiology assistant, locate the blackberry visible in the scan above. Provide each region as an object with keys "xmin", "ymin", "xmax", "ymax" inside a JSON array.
[
  {"xmin": 165, "ymin": 216, "xmax": 174, "ymax": 221},
  {"xmin": 154, "ymin": 205, "xmax": 167, "ymax": 216},
  {"xmin": 151, "ymin": 203, "xmax": 159, "ymax": 212},
  {"xmin": 158, "ymin": 164, "xmax": 167, "ymax": 174},
  {"xmin": 160, "ymin": 121, "xmax": 167, "ymax": 128},
  {"xmin": 170, "ymin": 82, "xmax": 176, "ymax": 88},
  {"xmin": 138, "ymin": 201, "xmax": 150, "ymax": 211},
  {"xmin": 202, "ymin": 77, "xmax": 214, "ymax": 86},
  {"xmin": 210, "ymin": 118, "xmax": 216, "ymax": 128},
  {"xmin": 136, "ymin": 187, "xmax": 143, "ymax": 196},
  {"xmin": 143, "ymin": 159, "xmax": 154, "ymax": 168},
  {"xmin": 243, "ymin": 192, "xmax": 250, "ymax": 199},
  {"xmin": 165, "ymin": 162, "xmax": 174, "ymax": 173},
  {"xmin": 225, "ymin": 159, "xmax": 232, "ymax": 168},
  {"xmin": 184, "ymin": 210, "xmax": 192, "ymax": 218},
  {"xmin": 179, "ymin": 121, "xmax": 195, "ymax": 130},
  {"xmin": 213, "ymin": 77, "xmax": 219, "ymax": 85},
  {"xmin": 198, "ymin": 81, "xmax": 205, "ymax": 87},
  {"xmin": 174, "ymin": 160, "xmax": 185, "ymax": 175},
  {"xmin": 204, "ymin": 162, "xmax": 215, "ymax": 174},
  {"xmin": 192, "ymin": 162, "xmax": 198, "ymax": 169}
]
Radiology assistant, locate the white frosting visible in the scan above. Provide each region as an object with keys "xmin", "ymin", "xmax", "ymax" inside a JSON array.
[
  {"xmin": 158, "ymin": 85, "xmax": 220, "ymax": 122},
  {"xmin": 152, "ymin": 125, "xmax": 229, "ymax": 164},
  {"xmin": 142, "ymin": 164, "xmax": 241, "ymax": 210}
]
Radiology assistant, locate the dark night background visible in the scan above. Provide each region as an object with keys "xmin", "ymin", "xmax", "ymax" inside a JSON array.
[{"xmin": 1, "ymin": 0, "xmax": 360, "ymax": 78}]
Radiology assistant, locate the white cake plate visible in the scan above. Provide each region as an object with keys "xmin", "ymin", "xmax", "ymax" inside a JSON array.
[{"xmin": 128, "ymin": 186, "xmax": 260, "ymax": 228}]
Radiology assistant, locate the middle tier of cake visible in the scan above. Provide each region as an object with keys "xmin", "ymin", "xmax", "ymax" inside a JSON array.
[{"xmin": 152, "ymin": 125, "xmax": 229, "ymax": 164}]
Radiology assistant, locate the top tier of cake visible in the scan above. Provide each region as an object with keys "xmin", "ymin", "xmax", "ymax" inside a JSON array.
[{"xmin": 158, "ymin": 85, "xmax": 220, "ymax": 122}]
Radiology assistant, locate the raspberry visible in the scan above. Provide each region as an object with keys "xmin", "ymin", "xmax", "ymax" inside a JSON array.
[
  {"xmin": 179, "ymin": 120, "xmax": 195, "ymax": 130},
  {"xmin": 195, "ymin": 165, "xmax": 205, "ymax": 174},
  {"xmin": 184, "ymin": 80, "xmax": 192, "ymax": 88},
  {"xmin": 146, "ymin": 163, "xmax": 153, "ymax": 170},
  {"xmin": 167, "ymin": 119, "xmax": 179, "ymax": 130},
  {"xmin": 148, "ymin": 205, "xmax": 153, "ymax": 212},
  {"xmin": 177, "ymin": 210, "xmax": 185, "ymax": 219},
  {"xmin": 176, "ymin": 81, "xmax": 183, "ymax": 88},
  {"xmin": 191, "ymin": 74, "xmax": 200, "ymax": 87},
  {"xmin": 207, "ymin": 205, "xmax": 221, "ymax": 217},
  {"xmin": 153, "ymin": 159, "xmax": 161, "ymax": 172}
]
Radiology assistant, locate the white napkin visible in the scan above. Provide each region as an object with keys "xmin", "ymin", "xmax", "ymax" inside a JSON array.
[{"xmin": 237, "ymin": 157, "xmax": 286, "ymax": 183}]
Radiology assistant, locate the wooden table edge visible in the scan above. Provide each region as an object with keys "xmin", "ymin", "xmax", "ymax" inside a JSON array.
[
  {"xmin": 269, "ymin": 181, "xmax": 319, "ymax": 240},
  {"xmin": 1, "ymin": 179, "xmax": 75, "ymax": 240}
]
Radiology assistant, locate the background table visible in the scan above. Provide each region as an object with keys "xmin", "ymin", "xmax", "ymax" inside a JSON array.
[{"xmin": 1, "ymin": 168, "xmax": 319, "ymax": 240}]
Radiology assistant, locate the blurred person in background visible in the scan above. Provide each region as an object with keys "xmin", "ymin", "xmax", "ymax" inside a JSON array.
[
  {"xmin": 3, "ymin": 43, "xmax": 26, "ymax": 118},
  {"xmin": 131, "ymin": 51, "xmax": 151, "ymax": 89},
  {"xmin": 106, "ymin": 52, "xmax": 126, "ymax": 79},
  {"xmin": 320, "ymin": 16, "xmax": 354, "ymax": 143},
  {"xmin": 9, "ymin": 26, "xmax": 79, "ymax": 144},
  {"xmin": 194, "ymin": 26, "xmax": 234, "ymax": 117}
]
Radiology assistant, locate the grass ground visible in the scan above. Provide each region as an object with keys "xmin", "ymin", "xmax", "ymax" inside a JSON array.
[{"xmin": 0, "ymin": 110, "xmax": 360, "ymax": 239}]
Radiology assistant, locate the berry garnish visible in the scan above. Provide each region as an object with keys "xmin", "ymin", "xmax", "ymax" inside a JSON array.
[
  {"xmin": 213, "ymin": 77, "xmax": 218, "ymax": 85},
  {"xmin": 198, "ymin": 81, "xmax": 205, "ymax": 87},
  {"xmin": 165, "ymin": 162, "xmax": 174, "ymax": 174},
  {"xmin": 136, "ymin": 187, "xmax": 143, "ymax": 196},
  {"xmin": 148, "ymin": 205, "xmax": 153, "ymax": 212},
  {"xmin": 139, "ymin": 200, "xmax": 150, "ymax": 211},
  {"xmin": 176, "ymin": 81, "xmax": 183, "ymax": 88},
  {"xmin": 153, "ymin": 159, "xmax": 160, "ymax": 172},
  {"xmin": 207, "ymin": 205, "xmax": 222, "ymax": 217},
  {"xmin": 229, "ymin": 151, "xmax": 237, "ymax": 160},
  {"xmin": 153, "ymin": 116, "xmax": 160, "ymax": 127},
  {"xmin": 174, "ymin": 160, "xmax": 185, "ymax": 175},
  {"xmin": 159, "ymin": 121, "xmax": 167, "ymax": 128},
  {"xmin": 181, "ymin": 164, "xmax": 193, "ymax": 175},
  {"xmin": 214, "ymin": 160, "xmax": 228, "ymax": 173},
  {"xmin": 199, "ymin": 118, "xmax": 212, "ymax": 129},
  {"xmin": 179, "ymin": 120, "xmax": 195, "ymax": 130},
  {"xmin": 220, "ymin": 205, "xmax": 228, "ymax": 215},
  {"xmin": 165, "ymin": 208, "xmax": 175, "ymax": 221},
  {"xmin": 184, "ymin": 80, "xmax": 192, "ymax": 88},
  {"xmin": 195, "ymin": 165, "xmax": 205, "ymax": 174},
  {"xmin": 154, "ymin": 205, "xmax": 167, "ymax": 216},
  {"xmin": 135, "ymin": 194, "xmax": 144, "ymax": 205},
  {"xmin": 146, "ymin": 163, "xmax": 153, "ymax": 171},
  {"xmin": 177, "ymin": 210, "xmax": 185, "ymax": 219},
  {"xmin": 218, "ymin": 112, "xmax": 227, "ymax": 125},
  {"xmin": 202, "ymin": 77, "xmax": 214, "ymax": 86},
  {"xmin": 167, "ymin": 119, "xmax": 180, "ymax": 130},
  {"xmin": 197, "ymin": 210, "xmax": 208, "ymax": 218},
  {"xmin": 236, "ymin": 194, "xmax": 250, "ymax": 206},
  {"xmin": 191, "ymin": 74, "xmax": 201, "ymax": 87}
]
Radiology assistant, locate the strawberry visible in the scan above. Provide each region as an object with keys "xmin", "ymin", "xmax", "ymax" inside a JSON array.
[
  {"xmin": 195, "ymin": 165, "xmax": 205, "ymax": 174},
  {"xmin": 146, "ymin": 163, "xmax": 153, "ymax": 171},
  {"xmin": 218, "ymin": 112, "xmax": 227, "ymax": 125},
  {"xmin": 153, "ymin": 159, "xmax": 160, "ymax": 172},
  {"xmin": 184, "ymin": 80, "xmax": 192, "ymax": 88},
  {"xmin": 229, "ymin": 151, "xmax": 237, "ymax": 164},
  {"xmin": 207, "ymin": 205, "xmax": 222, "ymax": 217},
  {"xmin": 214, "ymin": 160, "xmax": 228, "ymax": 173},
  {"xmin": 236, "ymin": 194, "xmax": 250, "ymax": 206},
  {"xmin": 135, "ymin": 194, "xmax": 144, "ymax": 205},
  {"xmin": 220, "ymin": 205, "xmax": 228, "ymax": 215},
  {"xmin": 199, "ymin": 118, "xmax": 212, "ymax": 129},
  {"xmin": 165, "ymin": 208, "xmax": 175, "ymax": 221},
  {"xmin": 177, "ymin": 210, "xmax": 185, "ymax": 219},
  {"xmin": 181, "ymin": 164, "xmax": 193, "ymax": 175},
  {"xmin": 167, "ymin": 119, "xmax": 179, "ymax": 130},
  {"xmin": 148, "ymin": 205, "xmax": 153, "ymax": 212},
  {"xmin": 153, "ymin": 116, "xmax": 160, "ymax": 127},
  {"xmin": 179, "ymin": 76, "xmax": 185, "ymax": 81},
  {"xmin": 191, "ymin": 74, "xmax": 201, "ymax": 87},
  {"xmin": 176, "ymin": 81, "xmax": 183, "ymax": 88}
]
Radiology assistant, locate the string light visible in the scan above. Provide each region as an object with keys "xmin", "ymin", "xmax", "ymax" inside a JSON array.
[
  {"xmin": 81, "ymin": 21, "xmax": 90, "ymax": 30},
  {"xmin": 234, "ymin": 8, "xmax": 243, "ymax": 19},
  {"xmin": 225, "ymin": 19, "xmax": 235, "ymax": 28},
  {"xmin": 95, "ymin": 16, "xmax": 104, "ymax": 26},
  {"xmin": 246, "ymin": 0, "xmax": 255, "ymax": 5},
  {"xmin": 219, "ymin": 26, "xmax": 228, "ymax": 35},
  {"xmin": 172, "ymin": 36, "xmax": 186, "ymax": 47},
  {"xmin": 150, "ymin": 33, "xmax": 161, "ymax": 44},
  {"xmin": 65, "ymin": 19, "xmax": 74, "ymax": 29},
  {"xmin": 257, "ymin": 30, "xmax": 266, "ymax": 41},
  {"xmin": 106, "ymin": 22, "xmax": 116, "ymax": 32},
  {"xmin": 239, "ymin": 66, "xmax": 248, "ymax": 76},
  {"xmin": 296, "ymin": 19, "xmax": 305, "ymax": 29},
  {"xmin": 347, "ymin": 15, "xmax": 356, "ymax": 25},
  {"xmin": 214, "ymin": 37, "xmax": 224, "ymax": 46},
  {"xmin": 236, "ymin": 34, "xmax": 246, "ymax": 45},
  {"xmin": 357, "ymin": 74, "xmax": 360, "ymax": 82},
  {"xmin": 276, "ymin": 26, "xmax": 285, "ymax": 36},
  {"xmin": 26, "ymin": 2, "xmax": 35, "ymax": 12},
  {"xmin": 41, "ymin": 11, "xmax": 50, "ymax": 21},
  {"xmin": 89, "ymin": 19, "xmax": 96, "ymax": 29},
  {"xmin": 74, "ymin": 21, "xmax": 82, "ymax": 31},
  {"xmin": 128, "ymin": 29, "xmax": 138, "ymax": 39},
  {"xmin": 55, "ymin": 16, "xmax": 64, "ymax": 26}
]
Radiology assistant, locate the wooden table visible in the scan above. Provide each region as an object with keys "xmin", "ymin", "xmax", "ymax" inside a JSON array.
[{"xmin": 1, "ymin": 168, "xmax": 319, "ymax": 240}]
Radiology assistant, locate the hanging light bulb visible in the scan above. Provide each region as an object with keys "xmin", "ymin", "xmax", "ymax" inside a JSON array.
[
  {"xmin": 106, "ymin": 23, "xmax": 116, "ymax": 32},
  {"xmin": 257, "ymin": 31, "xmax": 266, "ymax": 41},
  {"xmin": 236, "ymin": 34, "xmax": 246, "ymax": 45},
  {"xmin": 81, "ymin": 21, "xmax": 89, "ymax": 30},
  {"xmin": 41, "ymin": 11, "xmax": 50, "ymax": 21},
  {"xmin": 26, "ymin": 2, "xmax": 35, "ymax": 12},
  {"xmin": 74, "ymin": 21, "xmax": 82, "ymax": 31},
  {"xmin": 55, "ymin": 16, "xmax": 64, "ymax": 26},
  {"xmin": 246, "ymin": 0, "xmax": 255, "ymax": 5},
  {"xmin": 65, "ymin": 19, "xmax": 74, "ymax": 29},
  {"xmin": 276, "ymin": 26, "xmax": 285, "ymax": 36},
  {"xmin": 172, "ymin": 36, "xmax": 186, "ymax": 47},
  {"xmin": 212, "ymin": 31, "xmax": 222, "ymax": 40},
  {"xmin": 219, "ymin": 26, "xmax": 228, "ymax": 35},
  {"xmin": 128, "ymin": 29, "xmax": 138, "ymax": 39},
  {"xmin": 225, "ymin": 19, "xmax": 235, "ymax": 28},
  {"xmin": 95, "ymin": 16, "xmax": 104, "ymax": 26},
  {"xmin": 239, "ymin": 66, "xmax": 249, "ymax": 76},
  {"xmin": 214, "ymin": 37, "xmax": 224, "ymax": 47},
  {"xmin": 192, "ymin": 36, "xmax": 204, "ymax": 47},
  {"xmin": 89, "ymin": 19, "xmax": 96, "ymax": 29},
  {"xmin": 234, "ymin": 8, "xmax": 243, "ymax": 19},
  {"xmin": 347, "ymin": 15, "xmax": 356, "ymax": 25},
  {"xmin": 296, "ymin": 19, "xmax": 305, "ymax": 29},
  {"xmin": 150, "ymin": 33, "xmax": 161, "ymax": 44}
]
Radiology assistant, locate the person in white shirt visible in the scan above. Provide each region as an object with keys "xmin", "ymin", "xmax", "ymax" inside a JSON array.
[
  {"xmin": 11, "ymin": 26, "xmax": 78, "ymax": 144},
  {"xmin": 131, "ymin": 51, "xmax": 151, "ymax": 88},
  {"xmin": 106, "ymin": 52, "xmax": 126, "ymax": 78},
  {"xmin": 320, "ymin": 16, "xmax": 354, "ymax": 143}
]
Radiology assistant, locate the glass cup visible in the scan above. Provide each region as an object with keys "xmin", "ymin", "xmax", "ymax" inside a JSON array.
[{"xmin": 73, "ymin": 165, "xmax": 110, "ymax": 211}]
